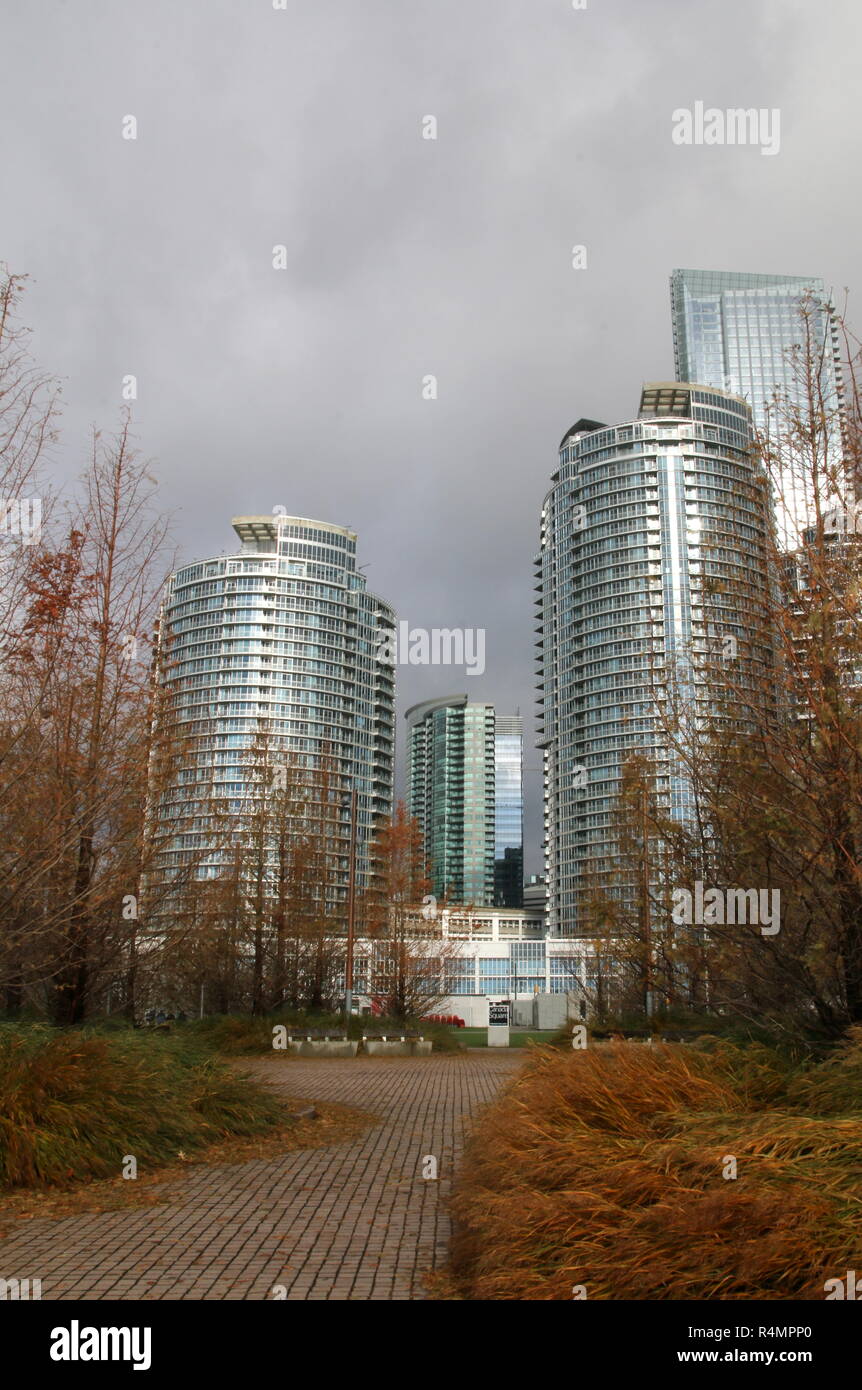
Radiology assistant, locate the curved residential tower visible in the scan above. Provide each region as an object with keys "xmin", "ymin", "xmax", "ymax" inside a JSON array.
[
  {"xmin": 146, "ymin": 515, "xmax": 395, "ymax": 920},
  {"xmin": 535, "ymin": 384, "xmax": 774, "ymax": 936}
]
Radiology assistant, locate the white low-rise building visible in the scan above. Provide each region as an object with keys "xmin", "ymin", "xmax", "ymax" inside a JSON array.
[{"xmin": 352, "ymin": 906, "xmax": 602, "ymax": 1028}]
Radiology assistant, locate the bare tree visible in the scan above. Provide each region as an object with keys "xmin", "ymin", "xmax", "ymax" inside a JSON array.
[
  {"xmin": 599, "ymin": 297, "xmax": 862, "ymax": 1036},
  {"xmin": 0, "ymin": 418, "xmax": 170, "ymax": 1022},
  {"xmin": 363, "ymin": 802, "xmax": 457, "ymax": 1021}
]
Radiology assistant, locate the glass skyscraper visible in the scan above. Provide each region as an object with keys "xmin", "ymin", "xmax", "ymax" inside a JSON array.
[
  {"xmin": 406, "ymin": 697, "xmax": 523, "ymax": 908},
  {"xmin": 146, "ymin": 514, "xmax": 395, "ymax": 916},
  {"xmin": 671, "ymin": 268, "xmax": 844, "ymax": 544},
  {"xmin": 493, "ymin": 715, "xmax": 524, "ymax": 908},
  {"xmin": 535, "ymin": 384, "xmax": 774, "ymax": 936}
]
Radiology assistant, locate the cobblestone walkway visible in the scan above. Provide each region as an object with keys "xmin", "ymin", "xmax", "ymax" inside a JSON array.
[{"xmin": 0, "ymin": 1053, "xmax": 522, "ymax": 1301}]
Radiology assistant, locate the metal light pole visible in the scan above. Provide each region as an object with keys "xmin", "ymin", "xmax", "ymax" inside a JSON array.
[{"xmin": 344, "ymin": 786, "xmax": 358, "ymax": 1021}]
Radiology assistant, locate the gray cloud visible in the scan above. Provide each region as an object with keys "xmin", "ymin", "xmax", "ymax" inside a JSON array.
[{"xmin": 2, "ymin": 0, "xmax": 859, "ymax": 870}]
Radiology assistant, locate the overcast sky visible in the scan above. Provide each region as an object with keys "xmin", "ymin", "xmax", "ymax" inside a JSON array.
[{"xmin": 3, "ymin": 0, "xmax": 860, "ymax": 872}]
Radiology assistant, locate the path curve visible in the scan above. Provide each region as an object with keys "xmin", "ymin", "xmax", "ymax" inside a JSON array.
[{"xmin": 0, "ymin": 1053, "xmax": 522, "ymax": 1301}]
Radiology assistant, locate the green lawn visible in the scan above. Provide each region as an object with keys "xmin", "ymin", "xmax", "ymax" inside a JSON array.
[{"xmin": 453, "ymin": 1028, "xmax": 559, "ymax": 1049}]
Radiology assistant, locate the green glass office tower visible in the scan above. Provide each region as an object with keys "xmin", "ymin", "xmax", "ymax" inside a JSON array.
[
  {"xmin": 671, "ymin": 269, "xmax": 842, "ymax": 428},
  {"xmin": 535, "ymin": 385, "xmax": 774, "ymax": 936},
  {"xmin": 406, "ymin": 697, "xmax": 523, "ymax": 907},
  {"xmin": 671, "ymin": 268, "xmax": 844, "ymax": 544}
]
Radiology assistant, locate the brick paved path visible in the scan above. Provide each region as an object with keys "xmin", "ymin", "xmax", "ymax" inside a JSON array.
[{"xmin": 0, "ymin": 1053, "xmax": 522, "ymax": 1301}]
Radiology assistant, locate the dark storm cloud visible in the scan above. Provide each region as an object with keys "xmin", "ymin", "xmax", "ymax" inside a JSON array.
[{"xmin": 2, "ymin": 0, "xmax": 859, "ymax": 869}]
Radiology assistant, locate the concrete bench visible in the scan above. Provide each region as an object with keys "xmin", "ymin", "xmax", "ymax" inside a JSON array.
[
  {"xmin": 362, "ymin": 1036, "xmax": 432, "ymax": 1057},
  {"xmin": 286, "ymin": 1037, "xmax": 359, "ymax": 1057}
]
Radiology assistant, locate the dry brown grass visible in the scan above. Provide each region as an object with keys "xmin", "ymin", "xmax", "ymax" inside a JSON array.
[
  {"xmin": 0, "ymin": 1096, "xmax": 377, "ymax": 1232},
  {"xmin": 437, "ymin": 1032, "xmax": 862, "ymax": 1301}
]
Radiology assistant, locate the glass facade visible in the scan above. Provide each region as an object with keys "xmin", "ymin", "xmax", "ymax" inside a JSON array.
[
  {"xmin": 408, "ymin": 938, "xmax": 583, "ymax": 998},
  {"xmin": 494, "ymin": 715, "xmax": 524, "ymax": 907},
  {"xmin": 510, "ymin": 939, "xmax": 545, "ymax": 993},
  {"xmin": 479, "ymin": 957, "xmax": 511, "ymax": 994},
  {"xmin": 146, "ymin": 515, "xmax": 395, "ymax": 916},
  {"xmin": 671, "ymin": 268, "xmax": 844, "ymax": 544},
  {"xmin": 406, "ymin": 698, "xmax": 523, "ymax": 907},
  {"xmin": 535, "ymin": 386, "xmax": 775, "ymax": 936}
]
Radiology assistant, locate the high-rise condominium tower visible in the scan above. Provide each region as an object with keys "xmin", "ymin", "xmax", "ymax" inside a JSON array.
[
  {"xmin": 406, "ymin": 696, "xmax": 523, "ymax": 908},
  {"xmin": 535, "ymin": 384, "xmax": 774, "ymax": 937},
  {"xmin": 146, "ymin": 515, "xmax": 395, "ymax": 917},
  {"xmin": 671, "ymin": 268, "xmax": 845, "ymax": 544}
]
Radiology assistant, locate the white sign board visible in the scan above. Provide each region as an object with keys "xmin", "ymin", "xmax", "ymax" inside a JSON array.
[{"xmin": 487, "ymin": 999, "xmax": 510, "ymax": 1047}]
